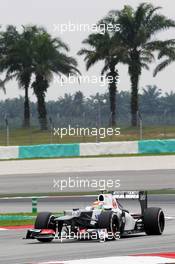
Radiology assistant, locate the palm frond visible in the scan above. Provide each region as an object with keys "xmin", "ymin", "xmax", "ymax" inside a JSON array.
[
  {"xmin": 153, "ymin": 59, "xmax": 172, "ymax": 76},
  {"xmin": 140, "ymin": 63, "xmax": 149, "ymax": 70},
  {"xmin": 147, "ymin": 14, "xmax": 175, "ymax": 36},
  {"xmin": 0, "ymin": 73, "xmax": 17, "ymax": 93},
  {"xmin": 101, "ymin": 62, "xmax": 109, "ymax": 75}
]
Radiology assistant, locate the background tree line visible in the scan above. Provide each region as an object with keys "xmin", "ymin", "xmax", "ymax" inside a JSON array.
[
  {"xmin": 0, "ymin": 3, "xmax": 175, "ymax": 130},
  {"xmin": 0, "ymin": 86, "xmax": 175, "ymax": 129}
]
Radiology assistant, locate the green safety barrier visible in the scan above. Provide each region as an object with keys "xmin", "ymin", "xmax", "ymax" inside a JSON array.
[
  {"xmin": 19, "ymin": 144, "xmax": 80, "ymax": 159},
  {"xmin": 0, "ymin": 215, "xmax": 35, "ymax": 220},
  {"xmin": 139, "ymin": 139, "xmax": 175, "ymax": 153},
  {"xmin": 2, "ymin": 140, "xmax": 175, "ymax": 159}
]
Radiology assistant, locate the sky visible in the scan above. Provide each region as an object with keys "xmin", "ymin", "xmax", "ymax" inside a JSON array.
[{"xmin": 0, "ymin": 0, "xmax": 174, "ymax": 101}]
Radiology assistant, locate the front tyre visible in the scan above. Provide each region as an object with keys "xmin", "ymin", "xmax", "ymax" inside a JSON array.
[
  {"xmin": 98, "ymin": 211, "xmax": 119, "ymax": 240},
  {"xmin": 144, "ymin": 207, "xmax": 165, "ymax": 235},
  {"xmin": 35, "ymin": 212, "xmax": 55, "ymax": 242}
]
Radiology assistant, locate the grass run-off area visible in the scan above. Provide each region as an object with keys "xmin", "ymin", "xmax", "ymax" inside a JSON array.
[
  {"xmin": 0, "ymin": 126, "xmax": 175, "ymax": 146},
  {"xmin": 0, "ymin": 212, "xmax": 62, "ymax": 227},
  {"xmin": 0, "ymin": 212, "xmax": 36, "ymax": 226}
]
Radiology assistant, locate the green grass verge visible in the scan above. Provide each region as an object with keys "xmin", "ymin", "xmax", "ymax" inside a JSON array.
[
  {"xmin": 1, "ymin": 152, "xmax": 175, "ymax": 162},
  {"xmin": 0, "ymin": 213, "xmax": 36, "ymax": 226},
  {"xmin": 0, "ymin": 219, "xmax": 34, "ymax": 226},
  {"xmin": 0, "ymin": 191, "xmax": 98, "ymax": 198},
  {"xmin": 0, "ymin": 126, "xmax": 175, "ymax": 146},
  {"xmin": 0, "ymin": 212, "xmax": 62, "ymax": 226},
  {"xmin": 148, "ymin": 189, "xmax": 175, "ymax": 194}
]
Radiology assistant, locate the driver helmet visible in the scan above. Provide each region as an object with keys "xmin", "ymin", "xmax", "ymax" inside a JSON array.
[{"xmin": 92, "ymin": 201, "xmax": 104, "ymax": 209}]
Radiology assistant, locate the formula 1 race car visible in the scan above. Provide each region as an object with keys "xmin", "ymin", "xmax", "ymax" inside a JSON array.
[{"xmin": 26, "ymin": 191, "xmax": 165, "ymax": 243}]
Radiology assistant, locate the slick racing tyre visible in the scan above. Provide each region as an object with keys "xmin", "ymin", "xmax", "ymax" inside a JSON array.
[
  {"xmin": 98, "ymin": 211, "xmax": 119, "ymax": 240},
  {"xmin": 144, "ymin": 207, "xmax": 165, "ymax": 235},
  {"xmin": 35, "ymin": 212, "xmax": 55, "ymax": 242}
]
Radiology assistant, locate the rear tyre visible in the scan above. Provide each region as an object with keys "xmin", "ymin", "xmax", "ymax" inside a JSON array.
[
  {"xmin": 35, "ymin": 212, "xmax": 55, "ymax": 242},
  {"xmin": 144, "ymin": 207, "xmax": 165, "ymax": 235},
  {"xmin": 98, "ymin": 211, "xmax": 119, "ymax": 240}
]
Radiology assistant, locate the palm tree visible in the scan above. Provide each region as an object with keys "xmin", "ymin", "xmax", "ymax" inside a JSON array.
[
  {"xmin": 140, "ymin": 85, "xmax": 162, "ymax": 114},
  {"xmin": 0, "ymin": 26, "xmax": 19, "ymax": 93},
  {"xmin": 0, "ymin": 25, "xmax": 38, "ymax": 127},
  {"xmin": 78, "ymin": 31, "xmax": 127, "ymax": 126},
  {"xmin": 163, "ymin": 91, "xmax": 175, "ymax": 113},
  {"xmin": 73, "ymin": 91, "xmax": 84, "ymax": 117},
  {"xmin": 31, "ymin": 29, "xmax": 80, "ymax": 130},
  {"xmin": 108, "ymin": 3, "xmax": 175, "ymax": 126},
  {"xmin": 142, "ymin": 85, "xmax": 162, "ymax": 99},
  {"xmin": 15, "ymin": 26, "xmax": 39, "ymax": 128}
]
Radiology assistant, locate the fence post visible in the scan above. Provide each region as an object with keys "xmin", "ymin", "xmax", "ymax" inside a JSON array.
[
  {"xmin": 32, "ymin": 197, "xmax": 37, "ymax": 214},
  {"xmin": 5, "ymin": 116, "xmax": 9, "ymax": 146},
  {"xmin": 137, "ymin": 111, "xmax": 143, "ymax": 140},
  {"xmin": 163, "ymin": 109, "xmax": 168, "ymax": 138},
  {"xmin": 49, "ymin": 117, "xmax": 53, "ymax": 144}
]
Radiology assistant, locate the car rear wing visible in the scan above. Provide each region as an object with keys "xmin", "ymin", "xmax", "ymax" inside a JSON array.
[{"xmin": 112, "ymin": 191, "xmax": 148, "ymax": 215}]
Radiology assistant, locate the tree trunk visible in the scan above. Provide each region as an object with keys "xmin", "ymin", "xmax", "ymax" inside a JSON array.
[
  {"xmin": 36, "ymin": 92, "xmax": 48, "ymax": 130},
  {"xmin": 129, "ymin": 50, "xmax": 141, "ymax": 127},
  {"xmin": 32, "ymin": 75, "xmax": 48, "ymax": 130},
  {"xmin": 130, "ymin": 72, "xmax": 139, "ymax": 127},
  {"xmin": 109, "ymin": 72, "xmax": 117, "ymax": 127},
  {"xmin": 23, "ymin": 85, "xmax": 30, "ymax": 128}
]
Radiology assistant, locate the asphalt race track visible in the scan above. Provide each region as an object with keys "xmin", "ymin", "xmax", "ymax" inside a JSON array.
[
  {"xmin": 1, "ymin": 194, "xmax": 175, "ymax": 215},
  {"xmin": 0, "ymin": 195, "xmax": 175, "ymax": 264},
  {"xmin": 1, "ymin": 169, "xmax": 175, "ymax": 263},
  {"xmin": 1, "ymin": 223, "xmax": 175, "ymax": 264},
  {"xmin": 0, "ymin": 169, "xmax": 175, "ymax": 194}
]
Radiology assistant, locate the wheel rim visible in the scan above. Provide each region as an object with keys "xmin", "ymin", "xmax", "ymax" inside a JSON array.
[
  {"xmin": 158, "ymin": 211, "xmax": 165, "ymax": 233},
  {"xmin": 110, "ymin": 215, "xmax": 118, "ymax": 238},
  {"xmin": 48, "ymin": 215, "xmax": 56, "ymax": 230}
]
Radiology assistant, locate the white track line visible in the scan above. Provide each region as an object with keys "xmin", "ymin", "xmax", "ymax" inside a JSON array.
[
  {"xmin": 32, "ymin": 256, "xmax": 175, "ymax": 264},
  {"xmin": 0, "ymin": 195, "xmax": 96, "ymax": 200}
]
